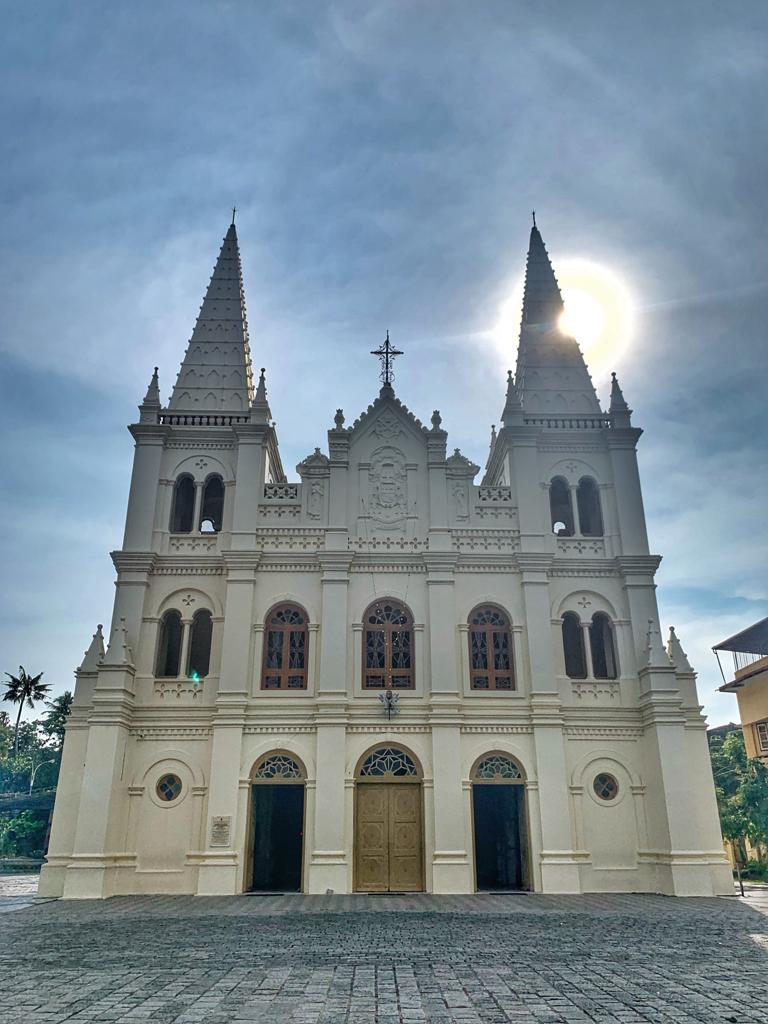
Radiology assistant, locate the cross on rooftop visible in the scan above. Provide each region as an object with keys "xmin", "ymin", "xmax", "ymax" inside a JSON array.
[{"xmin": 370, "ymin": 331, "xmax": 403, "ymax": 387}]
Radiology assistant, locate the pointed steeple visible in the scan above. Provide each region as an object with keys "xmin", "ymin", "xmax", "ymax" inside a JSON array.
[
  {"xmin": 608, "ymin": 371, "xmax": 633, "ymax": 427},
  {"xmin": 501, "ymin": 369, "xmax": 523, "ymax": 426},
  {"xmin": 78, "ymin": 624, "xmax": 105, "ymax": 673},
  {"xmin": 514, "ymin": 218, "xmax": 602, "ymax": 419},
  {"xmin": 139, "ymin": 367, "xmax": 161, "ymax": 423},
  {"xmin": 102, "ymin": 618, "xmax": 134, "ymax": 667},
  {"xmin": 250, "ymin": 366, "xmax": 272, "ymax": 424},
  {"xmin": 522, "ymin": 218, "xmax": 564, "ymax": 328},
  {"xmin": 667, "ymin": 626, "xmax": 695, "ymax": 674},
  {"xmin": 643, "ymin": 620, "xmax": 671, "ymax": 670},
  {"xmin": 168, "ymin": 222, "xmax": 254, "ymax": 414}
]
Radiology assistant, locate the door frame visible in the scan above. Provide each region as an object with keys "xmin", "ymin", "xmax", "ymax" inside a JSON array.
[
  {"xmin": 469, "ymin": 751, "xmax": 531, "ymax": 892},
  {"xmin": 245, "ymin": 750, "xmax": 307, "ymax": 893},
  {"xmin": 353, "ymin": 744, "xmax": 425, "ymax": 893}
]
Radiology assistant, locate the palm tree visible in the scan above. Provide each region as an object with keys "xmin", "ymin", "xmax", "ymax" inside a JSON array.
[
  {"xmin": 2, "ymin": 667, "xmax": 51, "ymax": 756},
  {"xmin": 40, "ymin": 691, "xmax": 73, "ymax": 748}
]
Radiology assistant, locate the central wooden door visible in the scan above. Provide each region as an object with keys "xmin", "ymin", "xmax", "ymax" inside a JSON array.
[{"xmin": 355, "ymin": 783, "xmax": 423, "ymax": 892}]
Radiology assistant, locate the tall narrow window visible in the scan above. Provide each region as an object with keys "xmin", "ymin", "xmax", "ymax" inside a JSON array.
[
  {"xmin": 363, "ymin": 600, "xmax": 414, "ymax": 689},
  {"xmin": 200, "ymin": 475, "xmax": 224, "ymax": 533},
  {"xmin": 576, "ymin": 477, "xmax": 603, "ymax": 537},
  {"xmin": 170, "ymin": 475, "xmax": 195, "ymax": 533},
  {"xmin": 469, "ymin": 607, "xmax": 515, "ymax": 690},
  {"xmin": 156, "ymin": 610, "xmax": 183, "ymax": 677},
  {"xmin": 261, "ymin": 605, "xmax": 308, "ymax": 690},
  {"xmin": 562, "ymin": 612, "xmax": 587, "ymax": 679},
  {"xmin": 589, "ymin": 612, "xmax": 618, "ymax": 679},
  {"xmin": 187, "ymin": 609, "xmax": 213, "ymax": 679},
  {"xmin": 550, "ymin": 477, "xmax": 574, "ymax": 536}
]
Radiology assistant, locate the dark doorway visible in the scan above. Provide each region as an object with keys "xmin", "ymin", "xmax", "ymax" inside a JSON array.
[
  {"xmin": 472, "ymin": 783, "xmax": 527, "ymax": 890},
  {"xmin": 250, "ymin": 784, "xmax": 304, "ymax": 892}
]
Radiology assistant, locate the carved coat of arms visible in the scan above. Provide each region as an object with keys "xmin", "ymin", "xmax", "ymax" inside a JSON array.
[{"xmin": 368, "ymin": 446, "xmax": 407, "ymax": 530}]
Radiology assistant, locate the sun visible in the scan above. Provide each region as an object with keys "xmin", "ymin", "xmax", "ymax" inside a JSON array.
[{"xmin": 493, "ymin": 258, "xmax": 634, "ymax": 379}]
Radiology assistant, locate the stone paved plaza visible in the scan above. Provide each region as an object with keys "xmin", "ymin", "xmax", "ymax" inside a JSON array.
[{"xmin": 0, "ymin": 877, "xmax": 767, "ymax": 1023}]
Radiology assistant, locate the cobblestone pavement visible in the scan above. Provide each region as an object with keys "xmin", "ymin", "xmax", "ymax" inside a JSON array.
[{"xmin": 0, "ymin": 880, "xmax": 766, "ymax": 1023}]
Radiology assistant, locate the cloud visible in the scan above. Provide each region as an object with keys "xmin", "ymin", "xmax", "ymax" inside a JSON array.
[{"xmin": 0, "ymin": 0, "xmax": 766, "ymax": 727}]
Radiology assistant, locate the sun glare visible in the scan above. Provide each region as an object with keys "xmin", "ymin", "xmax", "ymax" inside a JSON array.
[{"xmin": 493, "ymin": 258, "xmax": 634, "ymax": 379}]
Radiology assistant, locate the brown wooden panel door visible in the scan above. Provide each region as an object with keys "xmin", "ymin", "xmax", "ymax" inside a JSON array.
[
  {"xmin": 355, "ymin": 784, "xmax": 389, "ymax": 892},
  {"xmin": 355, "ymin": 783, "xmax": 424, "ymax": 892},
  {"xmin": 389, "ymin": 784, "xmax": 423, "ymax": 892}
]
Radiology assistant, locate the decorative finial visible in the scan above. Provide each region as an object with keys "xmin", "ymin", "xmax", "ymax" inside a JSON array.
[
  {"xmin": 608, "ymin": 370, "xmax": 632, "ymax": 426},
  {"xmin": 532, "ymin": 210, "xmax": 536, "ymax": 229},
  {"xmin": 231, "ymin": 205, "xmax": 236, "ymax": 225},
  {"xmin": 431, "ymin": 410, "xmax": 442, "ymax": 430},
  {"xmin": 334, "ymin": 408, "xmax": 345, "ymax": 429},
  {"xmin": 370, "ymin": 330, "xmax": 403, "ymax": 388},
  {"xmin": 490, "ymin": 424, "xmax": 497, "ymax": 443}
]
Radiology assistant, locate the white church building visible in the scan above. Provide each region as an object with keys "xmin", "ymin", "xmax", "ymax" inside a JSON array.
[{"xmin": 40, "ymin": 219, "xmax": 731, "ymax": 899}]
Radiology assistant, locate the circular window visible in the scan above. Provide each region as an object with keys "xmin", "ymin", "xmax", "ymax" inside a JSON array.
[
  {"xmin": 156, "ymin": 773, "xmax": 182, "ymax": 802},
  {"xmin": 593, "ymin": 772, "xmax": 619, "ymax": 801}
]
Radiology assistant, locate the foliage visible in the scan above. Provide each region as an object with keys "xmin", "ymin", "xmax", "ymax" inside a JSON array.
[
  {"xmin": 0, "ymin": 679, "xmax": 72, "ymax": 857},
  {"xmin": 0, "ymin": 810, "xmax": 48, "ymax": 858},
  {"xmin": 39, "ymin": 692, "xmax": 74, "ymax": 749},
  {"xmin": 2, "ymin": 667, "xmax": 51, "ymax": 756},
  {"xmin": 710, "ymin": 730, "xmax": 768, "ymax": 862}
]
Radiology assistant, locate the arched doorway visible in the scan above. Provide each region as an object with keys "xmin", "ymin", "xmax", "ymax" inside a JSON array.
[
  {"xmin": 248, "ymin": 753, "xmax": 306, "ymax": 892},
  {"xmin": 354, "ymin": 746, "xmax": 424, "ymax": 892},
  {"xmin": 471, "ymin": 753, "xmax": 530, "ymax": 891}
]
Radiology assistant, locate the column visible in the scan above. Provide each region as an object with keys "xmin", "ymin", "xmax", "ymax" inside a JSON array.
[
  {"xmin": 606, "ymin": 430, "xmax": 649, "ymax": 555},
  {"xmin": 426, "ymin": 554, "xmax": 471, "ymax": 892},
  {"xmin": 196, "ymin": 552, "xmax": 258, "ymax": 895},
  {"xmin": 123, "ymin": 423, "xmax": 168, "ymax": 551},
  {"xmin": 308, "ymin": 553, "xmax": 352, "ymax": 893},
  {"xmin": 518, "ymin": 553, "xmax": 581, "ymax": 893}
]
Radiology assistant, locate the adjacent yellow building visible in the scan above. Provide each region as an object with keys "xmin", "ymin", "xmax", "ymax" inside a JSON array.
[{"xmin": 716, "ymin": 617, "xmax": 768, "ymax": 763}]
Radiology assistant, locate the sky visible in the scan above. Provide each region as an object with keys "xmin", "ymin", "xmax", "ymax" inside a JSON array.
[{"xmin": 0, "ymin": 0, "xmax": 766, "ymax": 725}]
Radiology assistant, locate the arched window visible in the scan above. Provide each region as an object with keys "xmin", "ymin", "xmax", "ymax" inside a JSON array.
[
  {"xmin": 549, "ymin": 477, "xmax": 574, "ymax": 536},
  {"xmin": 261, "ymin": 605, "xmax": 308, "ymax": 690},
  {"xmin": 363, "ymin": 600, "xmax": 414, "ymax": 689},
  {"xmin": 170, "ymin": 475, "xmax": 195, "ymax": 533},
  {"xmin": 576, "ymin": 477, "xmax": 603, "ymax": 537},
  {"xmin": 156, "ymin": 610, "xmax": 183, "ymax": 677},
  {"xmin": 199, "ymin": 474, "xmax": 224, "ymax": 533},
  {"xmin": 359, "ymin": 746, "xmax": 419, "ymax": 777},
  {"xmin": 187, "ymin": 609, "xmax": 213, "ymax": 679},
  {"xmin": 562, "ymin": 612, "xmax": 587, "ymax": 679},
  {"xmin": 468, "ymin": 606, "xmax": 515, "ymax": 690},
  {"xmin": 589, "ymin": 612, "xmax": 618, "ymax": 679}
]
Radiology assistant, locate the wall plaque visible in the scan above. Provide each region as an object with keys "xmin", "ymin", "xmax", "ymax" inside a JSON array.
[{"xmin": 210, "ymin": 815, "xmax": 231, "ymax": 847}]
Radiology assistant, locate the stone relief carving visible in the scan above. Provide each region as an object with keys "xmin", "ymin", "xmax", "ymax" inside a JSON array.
[
  {"xmin": 453, "ymin": 481, "xmax": 469, "ymax": 520},
  {"xmin": 367, "ymin": 446, "xmax": 407, "ymax": 531},
  {"xmin": 307, "ymin": 481, "xmax": 324, "ymax": 519},
  {"xmin": 371, "ymin": 411, "xmax": 404, "ymax": 440}
]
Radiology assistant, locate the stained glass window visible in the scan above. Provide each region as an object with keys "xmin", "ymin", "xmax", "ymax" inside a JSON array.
[
  {"xmin": 156, "ymin": 773, "xmax": 182, "ymax": 801},
  {"xmin": 359, "ymin": 747, "xmax": 418, "ymax": 777},
  {"xmin": 254, "ymin": 754, "xmax": 305, "ymax": 780},
  {"xmin": 593, "ymin": 773, "xmax": 619, "ymax": 801},
  {"xmin": 363, "ymin": 601, "xmax": 414, "ymax": 689},
  {"xmin": 261, "ymin": 605, "xmax": 308, "ymax": 690},
  {"xmin": 473, "ymin": 755, "xmax": 523, "ymax": 780},
  {"xmin": 469, "ymin": 607, "xmax": 515, "ymax": 691}
]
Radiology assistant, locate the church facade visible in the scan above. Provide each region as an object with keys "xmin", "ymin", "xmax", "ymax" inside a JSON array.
[{"xmin": 40, "ymin": 220, "xmax": 731, "ymax": 899}]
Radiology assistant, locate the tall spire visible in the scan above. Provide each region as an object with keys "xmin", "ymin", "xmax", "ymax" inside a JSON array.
[
  {"xmin": 521, "ymin": 219, "xmax": 564, "ymax": 328},
  {"xmin": 514, "ymin": 218, "xmax": 602, "ymax": 418},
  {"xmin": 168, "ymin": 221, "xmax": 255, "ymax": 413}
]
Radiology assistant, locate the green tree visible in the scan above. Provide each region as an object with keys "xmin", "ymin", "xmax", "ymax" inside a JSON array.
[
  {"xmin": 710, "ymin": 730, "xmax": 768, "ymax": 880},
  {"xmin": 2, "ymin": 668, "xmax": 50, "ymax": 756},
  {"xmin": 39, "ymin": 691, "xmax": 73, "ymax": 749}
]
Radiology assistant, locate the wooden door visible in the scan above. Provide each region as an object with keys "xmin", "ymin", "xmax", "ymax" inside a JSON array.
[{"xmin": 355, "ymin": 783, "xmax": 423, "ymax": 892}]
